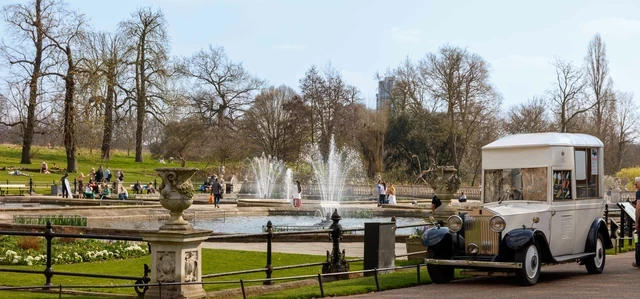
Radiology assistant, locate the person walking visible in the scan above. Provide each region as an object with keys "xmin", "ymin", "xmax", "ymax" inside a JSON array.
[{"xmin": 212, "ymin": 178, "xmax": 222, "ymax": 208}]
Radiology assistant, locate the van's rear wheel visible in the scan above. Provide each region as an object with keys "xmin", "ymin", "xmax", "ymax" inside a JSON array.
[
  {"xmin": 426, "ymin": 247, "xmax": 454, "ymax": 284},
  {"xmin": 584, "ymin": 233, "xmax": 606, "ymax": 274},
  {"xmin": 515, "ymin": 242, "xmax": 541, "ymax": 286}
]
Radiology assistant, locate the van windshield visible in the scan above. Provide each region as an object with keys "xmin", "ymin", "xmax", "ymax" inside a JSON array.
[{"xmin": 484, "ymin": 167, "xmax": 547, "ymax": 203}]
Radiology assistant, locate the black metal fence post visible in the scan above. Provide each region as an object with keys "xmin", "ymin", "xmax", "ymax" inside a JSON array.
[
  {"xmin": 330, "ymin": 210, "xmax": 343, "ymax": 271},
  {"xmin": 604, "ymin": 204, "xmax": 609, "ymax": 225},
  {"xmin": 44, "ymin": 221, "xmax": 54, "ymax": 287},
  {"xmin": 29, "ymin": 177, "xmax": 33, "ymax": 194},
  {"xmin": 620, "ymin": 210, "xmax": 626, "ymax": 251},
  {"xmin": 264, "ymin": 220, "xmax": 273, "ymax": 285}
]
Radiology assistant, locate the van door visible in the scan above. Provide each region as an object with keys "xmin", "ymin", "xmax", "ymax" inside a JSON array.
[{"xmin": 549, "ymin": 170, "xmax": 575, "ymax": 256}]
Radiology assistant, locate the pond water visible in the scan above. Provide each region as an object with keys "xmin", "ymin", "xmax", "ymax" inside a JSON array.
[{"xmin": 106, "ymin": 215, "xmax": 427, "ymax": 235}]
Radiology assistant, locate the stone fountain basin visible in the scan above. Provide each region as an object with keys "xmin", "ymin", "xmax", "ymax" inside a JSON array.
[{"xmin": 237, "ymin": 199, "xmax": 291, "ymax": 208}]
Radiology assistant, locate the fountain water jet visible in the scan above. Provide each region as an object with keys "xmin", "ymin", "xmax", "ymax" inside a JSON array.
[
  {"xmin": 249, "ymin": 153, "xmax": 287, "ymax": 199},
  {"xmin": 305, "ymin": 137, "xmax": 363, "ymax": 216}
]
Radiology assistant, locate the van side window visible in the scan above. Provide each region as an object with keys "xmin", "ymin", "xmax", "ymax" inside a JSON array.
[
  {"xmin": 574, "ymin": 148, "xmax": 599, "ymax": 199},
  {"xmin": 553, "ymin": 170, "xmax": 571, "ymax": 200}
]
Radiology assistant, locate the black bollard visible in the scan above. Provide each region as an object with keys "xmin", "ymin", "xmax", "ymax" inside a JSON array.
[
  {"xmin": 325, "ymin": 209, "xmax": 349, "ymax": 275},
  {"xmin": 264, "ymin": 220, "xmax": 273, "ymax": 285},
  {"xmin": 44, "ymin": 222, "xmax": 54, "ymax": 287},
  {"xmin": 604, "ymin": 204, "xmax": 609, "ymax": 226}
]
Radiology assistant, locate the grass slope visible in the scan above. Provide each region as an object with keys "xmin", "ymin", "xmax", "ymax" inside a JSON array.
[{"xmin": 0, "ymin": 144, "xmax": 211, "ymax": 191}]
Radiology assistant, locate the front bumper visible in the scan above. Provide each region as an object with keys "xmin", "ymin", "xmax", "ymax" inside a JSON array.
[{"xmin": 424, "ymin": 259, "xmax": 522, "ymax": 269}]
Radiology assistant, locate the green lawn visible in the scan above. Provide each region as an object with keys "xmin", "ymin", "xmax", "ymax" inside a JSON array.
[
  {"xmin": 0, "ymin": 144, "xmax": 214, "ymax": 193},
  {"xmin": 0, "ymin": 248, "xmax": 444, "ymax": 299}
]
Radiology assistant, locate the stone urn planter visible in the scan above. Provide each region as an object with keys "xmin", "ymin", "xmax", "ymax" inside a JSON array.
[
  {"xmin": 156, "ymin": 167, "xmax": 199, "ymax": 230},
  {"xmin": 405, "ymin": 237, "xmax": 427, "ymax": 261}
]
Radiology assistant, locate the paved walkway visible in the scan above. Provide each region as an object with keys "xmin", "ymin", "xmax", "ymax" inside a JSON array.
[
  {"xmin": 337, "ymin": 251, "xmax": 639, "ymax": 299},
  {"xmin": 202, "ymin": 242, "xmax": 409, "ymax": 257}
]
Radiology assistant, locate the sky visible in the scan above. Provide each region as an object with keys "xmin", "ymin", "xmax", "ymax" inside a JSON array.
[{"xmin": 1, "ymin": 0, "xmax": 640, "ymax": 110}]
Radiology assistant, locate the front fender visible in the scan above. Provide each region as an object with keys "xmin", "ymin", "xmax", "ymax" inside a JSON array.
[
  {"xmin": 586, "ymin": 218, "xmax": 614, "ymax": 251},
  {"xmin": 499, "ymin": 228, "xmax": 553, "ymax": 263},
  {"xmin": 422, "ymin": 227, "xmax": 451, "ymax": 247}
]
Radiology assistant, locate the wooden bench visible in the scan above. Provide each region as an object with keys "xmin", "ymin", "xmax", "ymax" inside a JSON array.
[{"xmin": 0, "ymin": 184, "xmax": 28, "ymax": 195}]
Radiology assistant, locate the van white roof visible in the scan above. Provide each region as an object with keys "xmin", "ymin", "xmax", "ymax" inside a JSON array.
[{"xmin": 482, "ymin": 132, "xmax": 603, "ymax": 149}]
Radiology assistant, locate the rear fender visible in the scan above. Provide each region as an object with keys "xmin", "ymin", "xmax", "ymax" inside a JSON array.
[{"xmin": 585, "ymin": 218, "xmax": 614, "ymax": 251}]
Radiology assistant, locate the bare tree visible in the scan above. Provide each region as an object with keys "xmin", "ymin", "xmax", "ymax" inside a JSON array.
[
  {"xmin": 611, "ymin": 91, "xmax": 639, "ymax": 171},
  {"xmin": 119, "ymin": 7, "xmax": 169, "ymax": 162},
  {"xmin": 1, "ymin": 0, "xmax": 62, "ymax": 164},
  {"xmin": 503, "ymin": 97, "xmax": 554, "ymax": 134},
  {"xmin": 419, "ymin": 45, "xmax": 501, "ymax": 171},
  {"xmin": 43, "ymin": 4, "xmax": 85, "ymax": 173},
  {"xmin": 585, "ymin": 34, "xmax": 614, "ymax": 139},
  {"xmin": 178, "ymin": 46, "xmax": 264, "ymax": 130},
  {"xmin": 548, "ymin": 59, "xmax": 590, "ymax": 133},
  {"xmin": 356, "ymin": 106, "xmax": 388, "ymax": 178},
  {"xmin": 80, "ymin": 31, "xmax": 126, "ymax": 160},
  {"xmin": 241, "ymin": 85, "xmax": 308, "ymax": 161},
  {"xmin": 299, "ymin": 63, "xmax": 362, "ymax": 160}
]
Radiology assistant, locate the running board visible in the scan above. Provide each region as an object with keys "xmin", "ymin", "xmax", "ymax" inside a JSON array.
[
  {"xmin": 460, "ymin": 270, "xmax": 515, "ymax": 277},
  {"xmin": 425, "ymin": 259, "xmax": 522, "ymax": 269},
  {"xmin": 552, "ymin": 252, "xmax": 595, "ymax": 263}
]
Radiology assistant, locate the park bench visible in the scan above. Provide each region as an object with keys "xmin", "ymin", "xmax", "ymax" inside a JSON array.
[{"xmin": 0, "ymin": 184, "xmax": 27, "ymax": 195}]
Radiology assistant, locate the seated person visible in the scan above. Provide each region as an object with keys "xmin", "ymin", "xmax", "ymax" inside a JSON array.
[
  {"xmin": 459, "ymin": 192, "xmax": 467, "ymax": 203},
  {"xmin": 83, "ymin": 185, "xmax": 95, "ymax": 199},
  {"xmin": 133, "ymin": 181, "xmax": 142, "ymax": 194},
  {"xmin": 431, "ymin": 195, "xmax": 442, "ymax": 212},
  {"xmin": 118, "ymin": 186, "xmax": 128, "ymax": 200},
  {"xmin": 89, "ymin": 180, "xmax": 99, "ymax": 194},
  {"xmin": 146, "ymin": 182, "xmax": 156, "ymax": 194}
]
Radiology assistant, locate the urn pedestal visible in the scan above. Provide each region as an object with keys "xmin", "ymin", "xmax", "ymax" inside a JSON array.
[
  {"xmin": 142, "ymin": 230, "xmax": 211, "ymax": 299},
  {"xmin": 142, "ymin": 168, "xmax": 212, "ymax": 299}
]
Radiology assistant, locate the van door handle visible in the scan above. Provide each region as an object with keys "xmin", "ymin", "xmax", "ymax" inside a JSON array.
[{"xmin": 550, "ymin": 210, "xmax": 556, "ymax": 216}]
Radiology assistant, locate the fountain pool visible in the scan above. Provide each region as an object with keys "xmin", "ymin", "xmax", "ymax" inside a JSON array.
[{"xmin": 106, "ymin": 215, "xmax": 425, "ymax": 234}]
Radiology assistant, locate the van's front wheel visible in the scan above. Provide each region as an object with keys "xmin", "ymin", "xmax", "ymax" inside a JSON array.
[
  {"xmin": 426, "ymin": 247, "xmax": 454, "ymax": 284},
  {"xmin": 515, "ymin": 242, "xmax": 541, "ymax": 286}
]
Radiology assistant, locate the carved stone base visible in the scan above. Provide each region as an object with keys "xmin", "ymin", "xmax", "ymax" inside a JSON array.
[{"xmin": 141, "ymin": 229, "xmax": 212, "ymax": 299}]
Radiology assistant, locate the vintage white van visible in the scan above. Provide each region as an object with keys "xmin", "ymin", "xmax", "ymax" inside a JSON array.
[{"xmin": 423, "ymin": 132, "xmax": 613, "ymax": 286}]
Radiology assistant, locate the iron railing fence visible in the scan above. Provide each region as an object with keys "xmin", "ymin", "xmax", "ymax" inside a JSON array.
[{"xmin": 0, "ymin": 263, "xmax": 427, "ymax": 299}]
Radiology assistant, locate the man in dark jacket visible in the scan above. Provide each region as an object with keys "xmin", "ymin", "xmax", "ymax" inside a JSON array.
[{"xmin": 212, "ymin": 178, "xmax": 222, "ymax": 208}]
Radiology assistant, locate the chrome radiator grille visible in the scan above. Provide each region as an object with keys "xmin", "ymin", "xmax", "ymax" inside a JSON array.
[{"xmin": 464, "ymin": 215, "xmax": 500, "ymax": 255}]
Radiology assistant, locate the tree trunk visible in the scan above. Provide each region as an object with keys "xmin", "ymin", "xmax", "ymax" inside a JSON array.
[
  {"xmin": 100, "ymin": 63, "xmax": 115, "ymax": 160},
  {"xmin": 63, "ymin": 46, "xmax": 77, "ymax": 172},
  {"xmin": 134, "ymin": 36, "xmax": 146, "ymax": 163},
  {"xmin": 20, "ymin": 0, "xmax": 44, "ymax": 165}
]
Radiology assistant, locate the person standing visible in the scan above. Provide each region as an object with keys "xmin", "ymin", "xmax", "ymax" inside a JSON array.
[
  {"xmin": 61, "ymin": 173, "xmax": 69, "ymax": 198},
  {"xmin": 96, "ymin": 166, "xmax": 104, "ymax": 183},
  {"xmin": 376, "ymin": 180, "xmax": 385, "ymax": 207},
  {"xmin": 293, "ymin": 180, "xmax": 302, "ymax": 207},
  {"xmin": 634, "ymin": 177, "xmax": 640, "ymax": 268},
  {"xmin": 105, "ymin": 167, "xmax": 112, "ymax": 182},
  {"xmin": 212, "ymin": 178, "xmax": 222, "ymax": 208}
]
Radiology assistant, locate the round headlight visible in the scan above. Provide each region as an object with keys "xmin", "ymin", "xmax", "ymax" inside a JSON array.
[
  {"xmin": 447, "ymin": 215, "xmax": 463, "ymax": 232},
  {"xmin": 489, "ymin": 215, "xmax": 506, "ymax": 233}
]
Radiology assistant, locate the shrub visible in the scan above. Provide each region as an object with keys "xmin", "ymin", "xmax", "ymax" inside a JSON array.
[{"xmin": 17, "ymin": 236, "xmax": 41, "ymax": 251}]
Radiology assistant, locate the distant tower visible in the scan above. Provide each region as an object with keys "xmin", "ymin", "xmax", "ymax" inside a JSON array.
[{"xmin": 376, "ymin": 77, "xmax": 394, "ymax": 111}]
